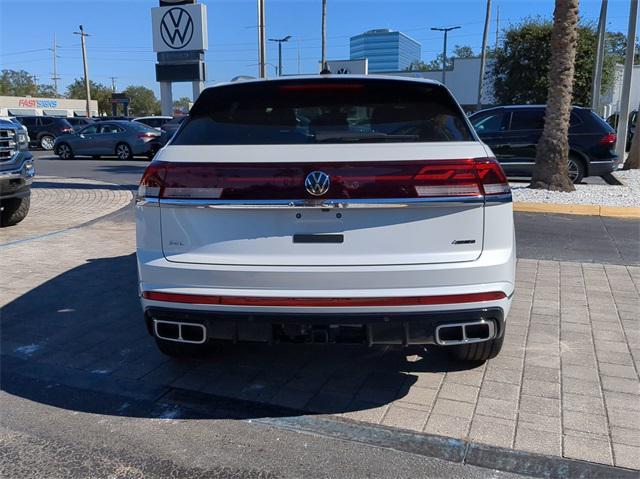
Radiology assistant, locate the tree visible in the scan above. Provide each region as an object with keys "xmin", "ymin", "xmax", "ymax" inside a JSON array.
[
  {"xmin": 66, "ymin": 78, "xmax": 112, "ymax": 114},
  {"xmin": 173, "ymin": 97, "xmax": 192, "ymax": 110},
  {"xmin": 606, "ymin": 31, "xmax": 640, "ymax": 64},
  {"xmin": 530, "ymin": 0, "xmax": 579, "ymax": 192},
  {"xmin": 0, "ymin": 69, "xmax": 58, "ymax": 98},
  {"xmin": 405, "ymin": 45, "xmax": 475, "ymax": 72},
  {"xmin": 452, "ymin": 45, "xmax": 475, "ymax": 59},
  {"xmin": 123, "ymin": 85, "xmax": 160, "ymax": 116},
  {"xmin": 492, "ymin": 19, "xmax": 613, "ymax": 106}
]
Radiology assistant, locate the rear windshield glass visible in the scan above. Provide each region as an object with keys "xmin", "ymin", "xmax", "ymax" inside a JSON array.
[{"xmin": 173, "ymin": 79, "xmax": 473, "ymax": 145}]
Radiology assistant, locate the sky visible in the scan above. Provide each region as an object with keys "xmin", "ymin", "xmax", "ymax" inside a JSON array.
[{"xmin": 0, "ymin": 0, "xmax": 635, "ymax": 100}]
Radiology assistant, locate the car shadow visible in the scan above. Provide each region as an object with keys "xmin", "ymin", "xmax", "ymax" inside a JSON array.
[{"xmin": 1, "ymin": 253, "xmax": 482, "ymax": 421}]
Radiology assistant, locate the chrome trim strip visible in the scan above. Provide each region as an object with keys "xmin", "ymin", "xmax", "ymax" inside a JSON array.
[
  {"xmin": 484, "ymin": 193, "xmax": 512, "ymax": 204},
  {"xmin": 136, "ymin": 197, "xmax": 160, "ymax": 207},
  {"xmin": 0, "ymin": 171, "xmax": 24, "ymax": 180},
  {"xmin": 589, "ymin": 160, "xmax": 617, "ymax": 164},
  {"xmin": 435, "ymin": 319, "xmax": 496, "ymax": 346},
  {"xmin": 153, "ymin": 319, "xmax": 207, "ymax": 345},
  {"xmin": 156, "ymin": 196, "xmax": 486, "ymax": 209}
]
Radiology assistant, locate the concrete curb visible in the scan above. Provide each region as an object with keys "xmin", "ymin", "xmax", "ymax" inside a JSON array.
[{"xmin": 514, "ymin": 202, "xmax": 640, "ymax": 218}]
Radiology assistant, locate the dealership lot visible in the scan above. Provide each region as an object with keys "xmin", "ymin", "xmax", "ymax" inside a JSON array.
[{"xmin": 1, "ymin": 174, "xmax": 639, "ymax": 474}]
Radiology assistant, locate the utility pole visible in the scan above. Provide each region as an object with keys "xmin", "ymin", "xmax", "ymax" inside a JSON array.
[
  {"xmin": 591, "ymin": 0, "xmax": 608, "ymax": 113},
  {"xmin": 32, "ymin": 75, "xmax": 39, "ymax": 89},
  {"xmin": 50, "ymin": 33, "xmax": 60, "ymax": 96},
  {"xmin": 495, "ymin": 5, "xmax": 500, "ymax": 48},
  {"xmin": 74, "ymin": 25, "xmax": 92, "ymax": 118},
  {"xmin": 617, "ymin": 0, "xmax": 638, "ymax": 162},
  {"xmin": 477, "ymin": 0, "xmax": 492, "ymax": 111},
  {"xmin": 268, "ymin": 36, "xmax": 291, "ymax": 76},
  {"xmin": 431, "ymin": 26, "xmax": 460, "ymax": 85},
  {"xmin": 321, "ymin": 0, "xmax": 327, "ymax": 71},
  {"xmin": 109, "ymin": 76, "xmax": 117, "ymax": 93},
  {"xmin": 257, "ymin": 0, "xmax": 266, "ymax": 78}
]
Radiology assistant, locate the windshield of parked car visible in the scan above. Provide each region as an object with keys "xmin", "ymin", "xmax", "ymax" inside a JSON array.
[{"xmin": 173, "ymin": 79, "xmax": 473, "ymax": 145}]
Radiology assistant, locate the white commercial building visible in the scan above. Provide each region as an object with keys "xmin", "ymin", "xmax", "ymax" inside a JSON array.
[
  {"xmin": 0, "ymin": 95, "xmax": 98, "ymax": 117},
  {"xmin": 385, "ymin": 58, "xmax": 494, "ymax": 110},
  {"xmin": 600, "ymin": 64, "xmax": 640, "ymax": 118}
]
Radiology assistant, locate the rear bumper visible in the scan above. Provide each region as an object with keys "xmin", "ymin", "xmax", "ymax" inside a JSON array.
[
  {"xmin": 588, "ymin": 158, "xmax": 620, "ymax": 176},
  {"xmin": 144, "ymin": 306, "xmax": 506, "ymax": 346}
]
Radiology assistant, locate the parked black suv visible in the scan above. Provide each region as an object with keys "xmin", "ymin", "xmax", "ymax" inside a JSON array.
[
  {"xmin": 65, "ymin": 117, "xmax": 94, "ymax": 129},
  {"xmin": 470, "ymin": 106, "xmax": 619, "ymax": 183},
  {"xmin": 15, "ymin": 116, "xmax": 74, "ymax": 150},
  {"xmin": 607, "ymin": 110, "xmax": 637, "ymax": 152},
  {"xmin": 0, "ymin": 119, "xmax": 34, "ymax": 226}
]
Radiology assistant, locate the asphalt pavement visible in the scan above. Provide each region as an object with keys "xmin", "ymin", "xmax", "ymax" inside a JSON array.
[{"xmin": 32, "ymin": 151, "xmax": 640, "ymax": 265}]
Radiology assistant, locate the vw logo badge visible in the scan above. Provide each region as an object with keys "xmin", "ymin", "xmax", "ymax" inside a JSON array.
[
  {"xmin": 305, "ymin": 171, "xmax": 331, "ymax": 196},
  {"xmin": 160, "ymin": 7, "xmax": 194, "ymax": 49}
]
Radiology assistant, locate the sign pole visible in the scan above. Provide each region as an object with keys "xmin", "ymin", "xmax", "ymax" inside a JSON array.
[{"xmin": 160, "ymin": 81, "xmax": 173, "ymax": 116}]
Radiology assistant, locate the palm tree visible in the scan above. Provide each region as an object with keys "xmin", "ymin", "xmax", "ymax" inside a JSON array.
[
  {"xmin": 321, "ymin": 0, "xmax": 327, "ymax": 71},
  {"xmin": 530, "ymin": 0, "xmax": 580, "ymax": 191}
]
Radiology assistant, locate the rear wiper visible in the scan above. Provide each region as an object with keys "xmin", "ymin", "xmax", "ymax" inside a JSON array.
[{"xmin": 315, "ymin": 132, "xmax": 419, "ymax": 143}]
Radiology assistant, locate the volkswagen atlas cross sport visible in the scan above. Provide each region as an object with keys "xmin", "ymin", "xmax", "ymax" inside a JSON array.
[{"xmin": 136, "ymin": 76, "xmax": 515, "ymax": 362}]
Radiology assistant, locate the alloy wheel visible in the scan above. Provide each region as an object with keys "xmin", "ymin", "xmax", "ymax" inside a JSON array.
[
  {"xmin": 58, "ymin": 144, "xmax": 71, "ymax": 159},
  {"xmin": 567, "ymin": 158, "xmax": 580, "ymax": 183},
  {"xmin": 41, "ymin": 136, "xmax": 54, "ymax": 150},
  {"xmin": 116, "ymin": 144, "xmax": 131, "ymax": 160}
]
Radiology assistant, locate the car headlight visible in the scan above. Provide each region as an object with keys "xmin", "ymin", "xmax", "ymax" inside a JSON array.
[{"xmin": 17, "ymin": 132, "xmax": 29, "ymax": 150}]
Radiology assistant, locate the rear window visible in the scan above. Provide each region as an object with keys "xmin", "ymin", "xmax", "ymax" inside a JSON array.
[{"xmin": 173, "ymin": 79, "xmax": 473, "ymax": 145}]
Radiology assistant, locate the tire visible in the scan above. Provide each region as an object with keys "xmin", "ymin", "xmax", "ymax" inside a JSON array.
[
  {"xmin": 448, "ymin": 334, "xmax": 504, "ymax": 363},
  {"xmin": 155, "ymin": 338, "xmax": 210, "ymax": 358},
  {"xmin": 115, "ymin": 143, "xmax": 133, "ymax": 160},
  {"xmin": 40, "ymin": 135, "xmax": 55, "ymax": 150},
  {"xmin": 567, "ymin": 155, "xmax": 585, "ymax": 184},
  {"xmin": 56, "ymin": 143, "xmax": 74, "ymax": 160},
  {"xmin": 0, "ymin": 196, "xmax": 30, "ymax": 227}
]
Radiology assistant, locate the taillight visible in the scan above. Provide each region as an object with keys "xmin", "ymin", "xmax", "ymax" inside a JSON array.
[
  {"xmin": 137, "ymin": 158, "xmax": 510, "ymax": 200},
  {"xmin": 61, "ymin": 127, "xmax": 73, "ymax": 133},
  {"xmin": 598, "ymin": 133, "xmax": 617, "ymax": 146},
  {"xmin": 138, "ymin": 132, "xmax": 159, "ymax": 140}
]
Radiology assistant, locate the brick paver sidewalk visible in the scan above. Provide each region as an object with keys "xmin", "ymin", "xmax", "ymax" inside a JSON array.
[
  {"xmin": 0, "ymin": 176, "xmax": 132, "ymax": 245},
  {"xmin": 1, "ymin": 200, "xmax": 638, "ymax": 470}
]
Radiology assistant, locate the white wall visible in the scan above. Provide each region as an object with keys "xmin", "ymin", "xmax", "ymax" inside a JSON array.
[{"xmin": 382, "ymin": 58, "xmax": 494, "ymax": 108}]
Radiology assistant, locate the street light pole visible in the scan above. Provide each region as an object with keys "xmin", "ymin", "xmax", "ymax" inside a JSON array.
[
  {"xmin": 257, "ymin": 0, "xmax": 266, "ymax": 78},
  {"xmin": 73, "ymin": 25, "xmax": 92, "ymax": 118},
  {"xmin": 268, "ymin": 35, "xmax": 292, "ymax": 76},
  {"xmin": 431, "ymin": 26, "xmax": 460, "ymax": 85},
  {"xmin": 591, "ymin": 0, "xmax": 608, "ymax": 113},
  {"xmin": 477, "ymin": 0, "xmax": 492, "ymax": 111},
  {"xmin": 617, "ymin": 0, "xmax": 638, "ymax": 162},
  {"xmin": 321, "ymin": 0, "xmax": 327, "ymax": 71}
]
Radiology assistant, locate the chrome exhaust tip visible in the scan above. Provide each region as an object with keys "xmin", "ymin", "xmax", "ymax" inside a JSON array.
[
  {"xmin": 435, "ymin": 320, "xmax": 495, "ymax": 346},
  {"xmin": 153, "ymin": 319, "xmax": 207, "ymax": 344}
]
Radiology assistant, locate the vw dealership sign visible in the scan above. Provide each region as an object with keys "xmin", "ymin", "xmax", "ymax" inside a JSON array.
[{"xmin": 152, "ymin": 3, "xmax": 207, "ymax": 53}]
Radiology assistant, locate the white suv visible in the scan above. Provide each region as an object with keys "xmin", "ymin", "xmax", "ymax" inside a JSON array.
[{"xmin": 136, "ymin": 76, "xmax": 515, "ymax": 362}]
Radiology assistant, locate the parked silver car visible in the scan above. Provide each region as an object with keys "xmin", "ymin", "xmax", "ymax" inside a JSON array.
[{"xmin": 53, "ymin": 120, "xmax": 161, "ymax": 160}]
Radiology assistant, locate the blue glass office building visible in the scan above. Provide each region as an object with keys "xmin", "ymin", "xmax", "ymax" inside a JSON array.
[{"xmin": 350, "ymin": 29, "xmax": 421, "ymax": 73}]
